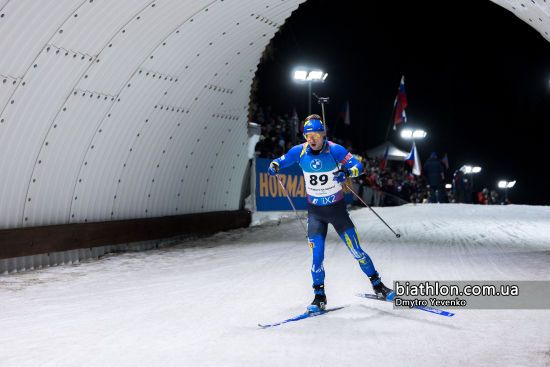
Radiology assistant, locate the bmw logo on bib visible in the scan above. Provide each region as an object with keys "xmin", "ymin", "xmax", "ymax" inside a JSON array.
[{"xmin": 310, "ymin": 159, "xmax": 322, "ymax": 171}]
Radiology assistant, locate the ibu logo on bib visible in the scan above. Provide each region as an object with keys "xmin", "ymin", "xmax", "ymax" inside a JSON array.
[{"xmin": 310, "ymin": 159, "xmax": 322, "ymax": 171}]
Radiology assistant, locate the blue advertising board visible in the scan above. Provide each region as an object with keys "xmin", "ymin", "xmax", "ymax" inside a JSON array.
[{"xmin": 255, "ymin": 158, "xmax": 353, "ymax": 211}]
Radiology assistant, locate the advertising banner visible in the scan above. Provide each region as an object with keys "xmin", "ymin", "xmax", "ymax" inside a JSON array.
[{"xmin": 255, "ymin": 158, "xmax": 353, "ymax": 211}]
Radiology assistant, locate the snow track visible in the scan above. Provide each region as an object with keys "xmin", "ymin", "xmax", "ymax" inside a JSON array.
[{"xmin": 1, "ymin": 204, "xmax": 549, "ymax": 366}]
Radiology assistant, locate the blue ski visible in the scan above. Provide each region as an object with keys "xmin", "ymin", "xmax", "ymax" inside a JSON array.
[
  {"xmin": 357, "ymin": 293, "xmax": 455, "ymax": 317},
  {"xmin": 258, "ymin": 306, "xmax": 347, "ymax": 329}
]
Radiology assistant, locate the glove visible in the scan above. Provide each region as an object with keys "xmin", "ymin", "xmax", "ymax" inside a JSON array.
[
  {"xmin": 268, "ymin": 161, "xmax": 280, "ymax": 176},
  {"xmin": 333, "ymin": 168, "xmax": 349, "ymax": 183},
  {"xmin": 348, "ymin": 165, "xmax": 360, "ymax": 177}
]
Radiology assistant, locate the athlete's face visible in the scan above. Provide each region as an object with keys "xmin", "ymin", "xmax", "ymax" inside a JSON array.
[{"xmin": 305, "ymin": 132, "xmax": 325, "ymax": 150}]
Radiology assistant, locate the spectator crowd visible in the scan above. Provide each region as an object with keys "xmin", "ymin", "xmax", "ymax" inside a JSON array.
[{"xmin": 252, "ymin": 106, "xmax": 510, "ymax": 207}]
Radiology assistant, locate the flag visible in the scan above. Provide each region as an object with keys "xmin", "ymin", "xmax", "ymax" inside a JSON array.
[
  {"xmin": 405, "ymin": 141, "xmax": 421, "ymax": 176},
  {"xmin": 392, "ymin": 75, "xmax": 408, "ymax": 130},
  {"xmin": 441, "ymin": 153, "xmax": 449, "ymax": 170},
  {"xmin": 340, "ymin": 100, "xmax": 351, "ymax": 126},
  {"xmin": 379, "ymin": 144, "xmax": 389, "ymax": 170}
]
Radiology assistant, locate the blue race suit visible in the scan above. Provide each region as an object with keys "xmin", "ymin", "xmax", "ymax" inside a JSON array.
[{"xmin": 271, "ymin": 140, "xmax": 377, "ymax": 287}]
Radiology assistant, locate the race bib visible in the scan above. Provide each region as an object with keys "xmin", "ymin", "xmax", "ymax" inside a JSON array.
[{"xmin": 303, "ymin": 170, "xmax": 341, "ymax": 197}]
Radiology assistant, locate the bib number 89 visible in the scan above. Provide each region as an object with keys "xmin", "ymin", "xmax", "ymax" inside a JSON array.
[{"xmin": 309, "ymin": 174, "xmax": 328, "ymax": 186}]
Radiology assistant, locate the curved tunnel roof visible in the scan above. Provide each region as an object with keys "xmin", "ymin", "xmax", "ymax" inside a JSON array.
[
  {"xmin": 0, "ymin": 0, "xmax": 305, "ymax": 229},
  {"xmin": 491, "ymin": 0, "xmax": 550, "ymax": 42},
  {"xmin": 0, "ymin": 0, "xmax": 547, "ymax": 230}
]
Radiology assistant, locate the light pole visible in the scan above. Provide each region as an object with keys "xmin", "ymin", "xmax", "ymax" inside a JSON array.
[
  {"xmin": 498, "ymin": 180, "xmax": 516, "ymax": 203},
  {"xmin": 293, "ymin": 69, "xmax": 328, "ymax": 115}
]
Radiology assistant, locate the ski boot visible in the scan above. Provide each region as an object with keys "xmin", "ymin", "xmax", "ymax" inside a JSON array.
[
  {"xmin": 370, "ymin": 272, "xmax": 395, "ymax": 301},
  {"xmin": 307, "ymin": 284, "xmax": 327, "ymax": 313}
]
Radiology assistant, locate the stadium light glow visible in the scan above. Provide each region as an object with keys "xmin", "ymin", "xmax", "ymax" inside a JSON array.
[
  {"xmin": 400, "ymin": 128, "xmax": 427, "ymax": 140},
  {"xmin": 307, "ymin": 70, "xmax": 325, "ymax": 81},
  {"xmin": 293, "ymin": 70, "xmax": 307, "ymax": 81},
  {"xmin": 498, "ymin": 180, "xmax": 516, "ymax": 203},
  {"xmin": 498, "ymin": 180, "xmax": 516, "ymax": 189},
  {"xmin": 461, "ymin": 165, "xmax": 481, "ymax": 174}
]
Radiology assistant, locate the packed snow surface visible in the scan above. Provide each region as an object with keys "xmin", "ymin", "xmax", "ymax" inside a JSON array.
[{"xmin": 1, "ymin": 204, "xmax": 550, "ymax": 366}]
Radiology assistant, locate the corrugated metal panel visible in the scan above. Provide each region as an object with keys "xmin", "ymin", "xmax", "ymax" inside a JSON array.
[
  {"xmin": 490, "ymin": 0, "xmax": 550, "ymax": 41},
  {"xmin": 199, "ymin": 1, "xmax": 300, "ymax": 212},
  {"xmin": 70, "ymin": 71, "xmax": 175, "ymax": 223},
  {"xmin": 0, "ymin": 48, "xmax": 93, "ymax": 228},
  {"xmin": 70, "ymin": 0, "xmax": 302, "ymax": 222},
  {"xmin": 0, "ymin": 74, "xmax": 20, "ymax": 109},
  {"xmin": 22, "ymin": 90, "xmax": 113, "ymax": 226},
  {"xmin": 140, "ymin": 0, "xmax": 301, "ymax": 215},
  {"xmin": 111, "ymin": 106, "xmax": 183, "ymax": 219},
  {"xmin": 0, "ymin": 0, "xmax": 306, "ymax": 229},
  {"xmin": 0, "ymin": 0, "xmax": 79, "ymax": 76},
  {"xmin": 50, "ymin": 0, "xmax": 153, "ymax": 56},
  {"xmin": 77, "ymin": 0, "xmax": 212, "ymax": 95},
  {"xmin": 142, "ymin": 0, "xmax": 256, "ymax": 214}
]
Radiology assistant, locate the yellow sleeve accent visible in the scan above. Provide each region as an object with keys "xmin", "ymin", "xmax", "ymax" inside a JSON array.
[{"xmin": 299, "ymin": 143, "xmax": 308, "ymax": 158}]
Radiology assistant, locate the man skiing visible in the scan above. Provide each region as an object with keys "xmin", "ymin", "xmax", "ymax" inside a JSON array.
[{"xmin": 268, "ymin": 114, "xmax": 395, "ymax": 313}]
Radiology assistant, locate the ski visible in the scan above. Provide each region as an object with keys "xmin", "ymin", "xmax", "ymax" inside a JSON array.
[
  {"xmin": 357, "ymin": 293, "xmax": 455, "ymax": 317},
  {"xmin": 258, "ymin": 306, "xmax": 347, "ymax": 329}
]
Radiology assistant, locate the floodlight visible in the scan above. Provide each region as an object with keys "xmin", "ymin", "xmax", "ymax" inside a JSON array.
[{"xmin": 293, "ymin": 70, "xmax": 307, "ymax": 81}]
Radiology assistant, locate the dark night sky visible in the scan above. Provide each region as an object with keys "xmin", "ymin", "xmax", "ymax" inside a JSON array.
[{"xmin": 254, "ymin": 0, "xmax": 550, "ymax": 205}]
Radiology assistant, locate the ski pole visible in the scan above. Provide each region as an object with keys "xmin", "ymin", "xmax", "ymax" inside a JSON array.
[
  {"xmin": 275, "ymin": 173, "xmax": 308, "ymax": 238},
  {"xmin": 343, "ymin": 181, "xmax": 401, "ymax": 238}
]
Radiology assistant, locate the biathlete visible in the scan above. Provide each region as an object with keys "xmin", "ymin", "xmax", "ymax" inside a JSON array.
[{"xmin": 268, "ymin": 114, "xmax": 395, "ymax": 312}]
